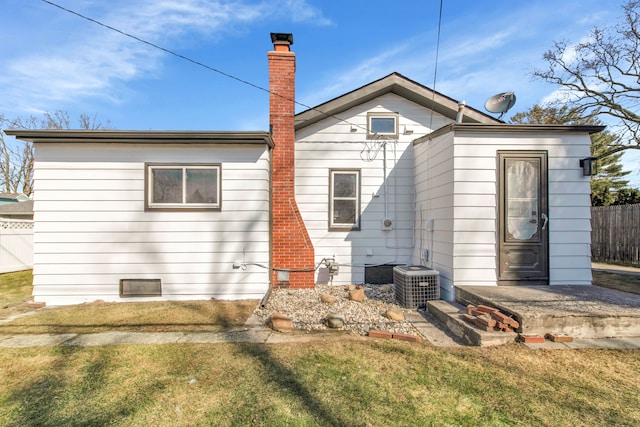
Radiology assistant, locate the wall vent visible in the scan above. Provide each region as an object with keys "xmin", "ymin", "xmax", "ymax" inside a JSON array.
[{"xmin": 119, "ymin": 279, "xmax": 162, "ymax": 297}]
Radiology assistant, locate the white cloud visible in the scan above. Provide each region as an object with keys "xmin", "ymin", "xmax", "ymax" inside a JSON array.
[
  {"xmin": 304, "ymin": 41, "xmax": 412, "ymax": 105},
  {"xmin": 281, "ymin": 0, "xmax": 333, "ymax": 26},
  {"xmin": 298, "ymin": 21, "xmax": 520, "ymax": 111},
  {"xmin": 0, "ymin": 0, "xmax": 330, "ymax": 115},
  {"xmin": 127, "ymin": 1, "xmax": 267, "ymax": 37}
]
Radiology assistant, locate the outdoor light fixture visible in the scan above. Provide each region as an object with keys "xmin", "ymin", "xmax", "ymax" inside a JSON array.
[{"xmin": 580, "ymin": 157, "xmax": 598, "ymax": 176}]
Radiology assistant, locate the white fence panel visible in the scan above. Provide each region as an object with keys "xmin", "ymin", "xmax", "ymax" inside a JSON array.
[{"xmin": 0, "ymin": 219, "xmax": 34, "ymax": 273}]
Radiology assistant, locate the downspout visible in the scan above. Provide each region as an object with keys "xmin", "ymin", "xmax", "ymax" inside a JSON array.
[
  {"xmin": 383, "ymin": 140, "xmax": 388, "ymax": 220},
  {"xmin": 262, "ymin": 137, "xmax": 273, "ymax": 308}
]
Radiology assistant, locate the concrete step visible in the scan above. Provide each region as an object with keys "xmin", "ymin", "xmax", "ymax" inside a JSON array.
[
  {"xmin": 454, "ymin": 286, "xmax": 523, "ymax": 331},
  {"xmin": 426, "ymin": 300, "xmax": 517, "ymax": 347},
  {"xmin": 455, "ymin": 285, "xmax": 640, "ymax": 339},
  {"xmin": 404, "ymin": 310, "xmax": 463, "ymax": 348}
]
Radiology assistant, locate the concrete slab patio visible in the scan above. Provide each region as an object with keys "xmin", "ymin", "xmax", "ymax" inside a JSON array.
[{"xmin": 454, "ymin": 284, "xmax": 640, "ymax": 339}]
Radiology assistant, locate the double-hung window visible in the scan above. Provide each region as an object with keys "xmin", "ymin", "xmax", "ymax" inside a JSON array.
[
  {"xmin": 329, "ymin": 169, "xmax": 360, "ymax": 230},
  {"xmin": 146, "ymin": 163, "xmax": 221, "ymax": 211},
  {"xmin": 367, "ymin": 112, "xmax": 398, "ymax": 138}
]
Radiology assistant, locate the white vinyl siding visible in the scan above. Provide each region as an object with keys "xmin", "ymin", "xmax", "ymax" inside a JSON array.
[
  {"xmin": 296, "ymin": 93, "xmax": 449, "ymax": 285},
  {"xmin": 32, "ymin": 143, "xmax": 270, "ymax": 305},
  {"xmin": 413, "ymin": 131, "xmax": 456, "ymax": 299},
  {"xmin": 414, "ymin": 129, "xmax": 593, "ymax": 299}
]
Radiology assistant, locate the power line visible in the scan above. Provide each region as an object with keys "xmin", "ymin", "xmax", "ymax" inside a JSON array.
[
  {"xmin": 428, "ymin": 0, "xmax": 444, "ymax": 133},
  {"xmin": 39, "ymin": 0, "xmax": 369, "ymax": 132}
]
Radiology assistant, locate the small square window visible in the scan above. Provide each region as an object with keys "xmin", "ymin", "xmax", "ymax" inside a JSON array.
[
  {"xmin": 367, "ymin": 113, "xmax": 398, "ymax": 138},
  {"xmin": 146, "ymin": 163, "xmax": 221, "ymax": 211}
]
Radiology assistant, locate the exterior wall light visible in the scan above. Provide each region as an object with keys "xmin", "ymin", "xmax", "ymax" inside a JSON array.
[{"xmin": 580, "ymin": 157, "xmax": 598, "ymax": 176}]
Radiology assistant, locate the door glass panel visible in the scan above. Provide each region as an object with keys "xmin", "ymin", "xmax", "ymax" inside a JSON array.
[{"xmin": 506, "ymin": 159, "xmax": 539, "ymax": 241}]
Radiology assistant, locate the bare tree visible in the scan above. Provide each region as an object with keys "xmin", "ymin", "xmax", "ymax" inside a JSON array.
[
  {"xmin": 0, "ymin": 115, "xmax": 35, "ymax": 195},
  {"xmin": 534, "ymin": 1, "xmax": 640, "ymax": 156},
  {"xmin": 0, "ymin": 111, "xmax": 112, "ymax": 195}
]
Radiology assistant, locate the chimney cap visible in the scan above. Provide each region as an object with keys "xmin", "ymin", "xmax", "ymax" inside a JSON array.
[{"xmin": 270, "ymin": 33, "xmax": 293, "ymax": 45}]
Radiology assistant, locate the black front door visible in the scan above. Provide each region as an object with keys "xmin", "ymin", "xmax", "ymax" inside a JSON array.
[{"xmin": 498, "ymin": 151, "xmax": 549, "ymax": 285}]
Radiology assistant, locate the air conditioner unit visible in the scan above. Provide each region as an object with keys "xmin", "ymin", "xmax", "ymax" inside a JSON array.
[{"xmin": 393, "ymin": 265, "xmax": 440, "ymax": 308}]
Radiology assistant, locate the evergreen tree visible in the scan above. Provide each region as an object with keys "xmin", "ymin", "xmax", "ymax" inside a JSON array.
[
  {"xmin": 612, "ymin": 187, "xmax": 640, "ymax": 205},
  {"xmin": 590, "ymin": 131, "xmax": 630, "ymax": 205}
]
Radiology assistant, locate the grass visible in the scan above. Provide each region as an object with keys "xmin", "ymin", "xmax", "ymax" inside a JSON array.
[
  {"xmin": 0, "ymin": 299, "xmax": 258, "ymax": 334},
  {"xmin": 592, "ymin": 270, "xmax": 640, "ymax": 295},
  {"xmin": 1, "ymin": 269, "xmax": 640, "ymax": 426},
  {"xmin": 0, "ymin": 270, "xmax": 35, "ymax": 319},
  {"xmin": 0, "ymin": 271, "xmax": 257, "ymax": 334},
  {"xmin": 1, "ymin": 342, "xmax": 639, "ymax": 426}
]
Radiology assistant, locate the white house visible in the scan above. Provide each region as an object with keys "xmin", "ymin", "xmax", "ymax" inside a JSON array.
[
  {"xmin": 293, "ymin": 73, "xmax": 602, "ymax": 300},
  {"xmin": 7, "ymin": 33, "xmax": 603, "ymax": 305},
  {"xmin": 5, "ymin": 132, "xmax": 273, "ymax": 305},
  {"xmin": 412, "ymin": 124, "xmax": 602, "ymax": 299}
]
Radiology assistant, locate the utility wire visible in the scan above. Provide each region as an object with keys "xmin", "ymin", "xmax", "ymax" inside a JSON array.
[
  {"xmin": 428, "ymin": 0, "xmax": 444, "ymax": 133},
  {"xmin": 40, "ymin": 0, "xmax": 370, "ymax": 132}
]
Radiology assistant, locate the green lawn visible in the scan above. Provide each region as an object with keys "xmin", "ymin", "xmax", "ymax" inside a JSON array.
[
  {"xmin": 592, "ymin": 269, "xmax": 640, "ymax": 295},
  {"xmin": 1, "ymin": 270, "xmax": 640, "ymax": 426},
  {"xmin": 0, "ymin": 270, "xmax": 34, "ymax": 319},
  {"xmin": 0, "ymin": 270, "xmax": 258, "ymax": 334},
  {"xmin": 1, "ymin": 341, "xmax": 639, "ymax": 426}
]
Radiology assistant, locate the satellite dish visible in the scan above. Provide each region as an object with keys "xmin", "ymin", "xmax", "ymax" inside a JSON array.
[{"xmin": 484, "ymin": 92, "xmax": 516, "ymax": 118}]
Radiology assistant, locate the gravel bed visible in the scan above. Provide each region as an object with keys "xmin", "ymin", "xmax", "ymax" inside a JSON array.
[{"xmin": 254, "ymin": 284, "xmax": 421, "ymax": 336}]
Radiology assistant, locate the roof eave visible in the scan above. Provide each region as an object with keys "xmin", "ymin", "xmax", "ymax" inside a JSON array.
[
  {"xmin": 413, "ymin": 123, "xmax": 607, "ymax": 144},
  {"xmin": 4, "ymin": 130, "xmax": 275, "ymax": 148}
]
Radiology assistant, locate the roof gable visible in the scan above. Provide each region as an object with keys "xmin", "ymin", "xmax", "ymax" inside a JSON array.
[{"xmin": 295, "ymin": 72, "xmax": 500, "ymax": 131}]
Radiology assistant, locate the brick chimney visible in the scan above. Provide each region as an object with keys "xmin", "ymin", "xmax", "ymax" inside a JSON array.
[{"xmin": 268, "ymin": 33, "xmax": 315, "ymax": 288}]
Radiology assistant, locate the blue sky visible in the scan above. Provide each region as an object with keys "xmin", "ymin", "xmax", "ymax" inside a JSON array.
[{"xmin": 1, "ymin": 0, "xmax": 638, "ymax": 187}]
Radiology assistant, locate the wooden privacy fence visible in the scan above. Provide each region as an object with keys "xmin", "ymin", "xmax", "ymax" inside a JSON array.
[
  {"xmin": 591, "ymin": 204, "xmax": 640, "ymax": 266},
  {"xmin": 0, "ymin": 218, "xmax": 34, "ymax": 273}
]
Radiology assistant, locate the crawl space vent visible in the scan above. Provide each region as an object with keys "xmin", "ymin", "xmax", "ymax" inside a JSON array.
[
  {"xmin": 119, "ymin": 279, "xmax": 162, "ymax": 297},
  {"xmin": 393, "ymin": 265, "xmax": 440, "ymax": 308}
]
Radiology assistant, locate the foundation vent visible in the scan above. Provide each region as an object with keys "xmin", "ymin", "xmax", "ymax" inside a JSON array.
[
  {"xmin": 119, "ymin": 279, "xmax": 162, "ymax": 297},
  {"xmin": 393, "ymin": 265, "xmax": 439, "ymax": 308}
]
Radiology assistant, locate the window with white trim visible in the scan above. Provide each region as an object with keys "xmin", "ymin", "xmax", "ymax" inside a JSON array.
[
  {"xmin": 146, "ymin": 164, "xmax": 221, "ymax": 211},
  {"xmin": 329, "ymin": 169, "xmax": 360, "ymax": 230},
  {"xmin": 367, "ymin": 112, "xmax": 398, "ymax": 138}
]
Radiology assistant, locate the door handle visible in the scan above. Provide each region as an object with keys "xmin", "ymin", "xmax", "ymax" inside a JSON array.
[{"xmin": 541, "ymin": 213, "xmax": 548, "ymax": 230}]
